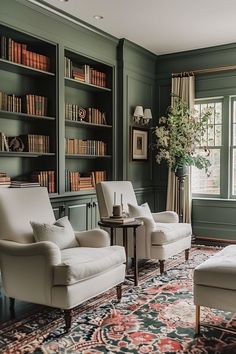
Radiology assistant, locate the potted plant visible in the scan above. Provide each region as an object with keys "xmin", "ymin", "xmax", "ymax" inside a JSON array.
[{"xmin": 154, "ymin": 95, "xmax": 212, "ymax": 177}]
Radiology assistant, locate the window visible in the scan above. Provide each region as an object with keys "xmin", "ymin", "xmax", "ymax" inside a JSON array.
[{"xmin": 192, "ymin": 99, "xmax": 223, "ymax": 196}]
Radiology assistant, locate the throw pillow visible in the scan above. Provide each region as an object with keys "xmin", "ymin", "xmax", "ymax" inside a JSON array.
[
  {"xmin": 128, "ymin": 202, "xmax": 154, "ymax": 221},
  {"xmin": 30, "ymin": 216, "xmax": 78, "ymax": 250}
]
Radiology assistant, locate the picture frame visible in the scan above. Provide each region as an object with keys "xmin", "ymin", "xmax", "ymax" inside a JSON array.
[{"xmin": 132, "ymin": 128, "xmax": 148, "ymax": 160}]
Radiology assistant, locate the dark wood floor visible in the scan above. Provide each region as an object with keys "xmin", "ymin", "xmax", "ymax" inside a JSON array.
[{"xmin": 0, "ymin": 292, "xmax": 37, "ymax": 323}]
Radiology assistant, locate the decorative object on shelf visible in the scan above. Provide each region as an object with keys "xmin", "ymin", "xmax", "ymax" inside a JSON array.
[
  {"xmin": 8, "ymin": 137, "xmax": 24, "ymax": 152},
  {"xmin": 132, "ymin": 106, "xmax": 152, "ymax": 125},
  {"xmin": 132, "ymin": 128, "xmax": 148, "ymax": 161},
  {"xmin": 154, "ymin": 95, "xmax": 212, "ymax": 222},
  {"xmin": 78, "ymin": 107, "xmax": 86, "ymax": 120}
]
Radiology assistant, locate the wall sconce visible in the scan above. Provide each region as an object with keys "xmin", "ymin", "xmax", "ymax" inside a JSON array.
[
  {"xmin": 143, "ymin": 108, "xmax": 152, "ymax": 124},
  {"xmin": 133, "ymin": 105, "xmax": 144, "ymax": 123},
  {"xmin": 133, "ymin": 106, "xmax": 152, "ymax": 125}
]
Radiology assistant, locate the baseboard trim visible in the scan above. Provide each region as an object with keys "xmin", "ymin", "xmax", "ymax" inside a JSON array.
[{"xmin": 195, "ymin": 236, "xmax": 236, "ymax": 245}]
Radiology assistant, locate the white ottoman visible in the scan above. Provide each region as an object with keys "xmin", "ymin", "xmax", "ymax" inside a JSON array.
[{"xmin": 194, "ymin": 245, "xmax": 236, "ymax": 333}]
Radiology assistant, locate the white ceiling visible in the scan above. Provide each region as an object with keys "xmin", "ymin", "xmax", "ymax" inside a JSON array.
[{"xmin": 28, "ymin": 0, "xmax": 236, "ymax": 55}]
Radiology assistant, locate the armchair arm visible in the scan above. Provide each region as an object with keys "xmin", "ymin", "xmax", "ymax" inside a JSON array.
[
  {"xmin": 0, "ymin": 240, "xmax": 61, "ymax": 305},
  {"xmin": 0, "ymin": 240, "xmax": 61, "ymax": 264},
  {"xmin": 75, "ymin": 228, "xmax": 110, "ymax": 247},
  {"xmin": 152, "ymin": 211, "xmax": 179, "ymax": 223}
]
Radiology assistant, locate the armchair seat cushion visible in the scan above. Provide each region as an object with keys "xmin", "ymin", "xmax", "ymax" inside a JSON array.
[
  {"xmin": 151, "ymin": 222, "xmax": 192, "ymax": 245},
  {"xmin": 194, "ymin": 245, "xmax": 236, "ymax": 291},
  {"xmin": 53, "ymin": 245, "xmax": 126, "ymax": 285}
]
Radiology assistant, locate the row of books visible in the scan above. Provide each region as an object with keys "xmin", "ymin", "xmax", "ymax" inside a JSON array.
[
  {"xmin": 31, "ymin": 170, "xmax": 55, "ymax": 193},
  {"xmin": 0, "ymin": 171, "xmax": 55, "ymax": 193},
  {"xmin": 25, "ymin": 94, "xmax": 48, "ymax": 116},
  {"xmin": 0, "ymin": 92, "xmax": 22, "ymax": 113},
  {"xmin": 0, "ymin": 133, "xmax": 50, "ymax": 153},
  {"xmin": 0, "ymin": 36, "xmax": 50, "ymax": 72},
  {"xmin": 65, "ymin": 170, "xmax": 107, "ymax": 192},
  {"xmin": 21, "ymin": 134, "xmax": 50, "ymax": 153},
  {"xmin": 65, "ymin": 103, "xmax": 107, "ymax": 125},
  {"xmin": 65, "ymin": 138, "xmax": 107, "ymax": 156},
  {"xmin": 0, "ymin": 91, "xmax": 48, "ymax": 116},
  {"xmin": 65, "ymin": 57, "xmax": 107, "ymax": 88},
  {"xmin": 0, "ymin": 132, "xmax": 9, "ymax": 151}
]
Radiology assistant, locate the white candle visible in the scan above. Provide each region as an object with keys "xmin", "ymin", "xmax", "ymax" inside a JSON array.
[
  {"xmin": 121, "ymin": 193, "xmax": 123, "ymax": 206},
  {"xmin": 114, "ymin": 192, "xmax": 116, "ymax": 205}
]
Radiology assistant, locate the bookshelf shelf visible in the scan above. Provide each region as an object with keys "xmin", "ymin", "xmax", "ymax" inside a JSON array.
[
  {"xmin": 0, "ymin": 152, "xmax": 55, "ymax": 157},
  {"xmin": 65, "ymin": 119, "xmax": 112, "ymax": 129},
  {"xmin": 0, "ymin": 58, "xmax": 55, "ymax": 77},
  {"xmin": 65, "ymin": 154, "xmax": 112, "ymax": 159},
  {"xmin": 65, "ymin": 77, "xmax": 111, "ymax": 92},
  {"xmin": 0, "ymin": 110, "xmax": 56, "ymax": 121}
]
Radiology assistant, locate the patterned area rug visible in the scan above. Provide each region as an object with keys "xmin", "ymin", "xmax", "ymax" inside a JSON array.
[{"xmin": 1, "ymin": 246, "xmax": 236, "ymax": 353}]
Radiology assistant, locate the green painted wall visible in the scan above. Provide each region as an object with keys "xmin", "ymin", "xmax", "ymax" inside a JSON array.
[
  {"xmin": 117, "ymin": 39, "xmax": 157, "ymax": 210},
  {"xmin": 156, "ymin": 44, "xmax": 236, "ymax": 241}
]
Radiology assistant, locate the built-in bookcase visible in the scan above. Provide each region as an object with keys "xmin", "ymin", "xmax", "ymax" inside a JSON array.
[
  {"xmin": 0, "ymin": 24, "xmax": 57, "ymax": 193},
  {"xmin": 0, "ymin": 24, "xmax": 114, "ymax": 196},
  {"xmin": 64, "ymin": 49, "xmax": 113, "ymax": 193}
]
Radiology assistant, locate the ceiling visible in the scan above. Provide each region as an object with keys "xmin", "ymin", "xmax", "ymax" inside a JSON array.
[{"xmin": 27, "ymin": 0, "xmax": 236, "ymax": 55}]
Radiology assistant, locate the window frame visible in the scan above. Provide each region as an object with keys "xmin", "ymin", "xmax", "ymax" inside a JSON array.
[
  {"xmin": 230, "ymin": 96, "xmax": 236, "ymax": 199},
  {"xmin": 192, "ymin": 96, "xmax": 228, "ymax": 199}
]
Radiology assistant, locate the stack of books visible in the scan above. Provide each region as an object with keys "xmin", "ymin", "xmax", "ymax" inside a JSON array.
[
  {"xmin": 0, "ymin": 172, "xmax": 11, "ymax": 187},
  {"xmin": 10, "ymin": 181, "xmax": 40, "ymax": 188},
  {"xmin": 101, "ymin": 216, "xmax": 135, "ymax": 224}
]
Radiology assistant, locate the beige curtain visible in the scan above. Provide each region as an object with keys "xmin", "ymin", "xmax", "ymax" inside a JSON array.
[{"xmin": 166, "ymin": 74, "xmax": 195, "ymax": 223}]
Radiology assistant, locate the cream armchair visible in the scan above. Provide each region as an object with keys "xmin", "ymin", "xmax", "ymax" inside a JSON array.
[
  {"xmin": 96, "ymin": 181, "xmax": 192, "ymax": 273},
  {"xmin": 0, "ymin": 187, "xmax": 126, "ymax": 331}
]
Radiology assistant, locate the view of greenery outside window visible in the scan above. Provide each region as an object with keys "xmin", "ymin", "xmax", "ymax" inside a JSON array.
[{"xmin": 191, "ymin": 99, "xmax": 222, "ymax": 196}]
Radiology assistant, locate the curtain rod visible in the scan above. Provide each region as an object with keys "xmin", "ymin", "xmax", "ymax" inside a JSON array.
[{"xmin": 172, "ymin": 64, "xmax": 236, "ymax": 77}]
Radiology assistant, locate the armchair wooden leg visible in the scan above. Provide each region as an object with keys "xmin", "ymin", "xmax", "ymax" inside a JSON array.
[
  {"xmin": 185, "ymin": 248, "xmax": 190, "ymax": 261},
  {"xmin": 159, "ymin": 260, "xmax": 165, "ymax": 274},
  {"xmin": 195, "ymin": 305, "xmax": 200, "ymax": 334},
  {"xmin": 116, "ymin": 284, "xmax": 122, "ymax": 302},
  {"xmin": 64, "ymin": 309, "xmax": 72, "ymax": 332},
  {"xmin": 9, "ymin": 297, "xmax": 15, "ymax": 319}
]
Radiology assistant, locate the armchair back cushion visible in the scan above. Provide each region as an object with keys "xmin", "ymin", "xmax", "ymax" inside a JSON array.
[
  {"xmin": 128, "ymin": 203, "xmax": 154, "ymax": 219},
  {"xmin": 96, "ymin": 181, "xmax": 137, "ymax": 217},
  {"xmin": 0, "ymin": 187, "xmax": 55, "ymax": 243},
  {"xmin": 31, "ymin": 216, "xmax": 78, "ymax": 249}
]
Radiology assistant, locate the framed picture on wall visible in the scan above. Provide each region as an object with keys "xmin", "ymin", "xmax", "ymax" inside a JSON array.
[{"xmin": 132, "ymin": 128, "xmax": 148, "ymax": 160}]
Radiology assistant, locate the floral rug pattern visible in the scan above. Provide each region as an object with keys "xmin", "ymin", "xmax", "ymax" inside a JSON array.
[{"xmin": 1, "ymin": 246, "xmax": 236, "ymax": 353}]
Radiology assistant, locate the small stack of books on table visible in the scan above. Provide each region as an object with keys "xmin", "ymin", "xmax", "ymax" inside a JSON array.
[{"xmin": 101, "ymin": 216, "xmax": 135, "ymax": 224}]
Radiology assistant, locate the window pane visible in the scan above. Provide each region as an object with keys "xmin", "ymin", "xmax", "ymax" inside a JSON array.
[
  {"xmin": 233, "ymin": 125, "xmax": 236, "ymax": 146},
  {"xmin": 232, "ymin": 149, "xmax": 236, "ymax": 195},
  {"xmin": 215, "ymin": 125, "xmax": 222, "ymax": 145},
  {"xmin": 192, "ymin": 149, "xmax": 220, "ymax": 195},
  {"xmin": 194, "ymin": 101, "xmax": 222, "ymax": 148},
  {"xmin": 233, "ymin": 101, "xmax": 236, "ymax": 123},
  {"xmin": 215, "ymin": 102, "xmax": 222, "ymax": 124}
]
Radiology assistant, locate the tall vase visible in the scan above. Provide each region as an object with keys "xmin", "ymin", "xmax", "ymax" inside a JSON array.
[{"xmin": 175, "ymin": 166, "xmax": 189, "ymax": 223}]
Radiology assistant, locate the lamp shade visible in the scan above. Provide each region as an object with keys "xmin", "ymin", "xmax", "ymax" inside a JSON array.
[
  {"xmin": 133, "ymin": 105, "xmax": 144, "ymax": 117},
  {"xmin": 143, "ymin": 108, "xmax": 152, "ymax": 120}
]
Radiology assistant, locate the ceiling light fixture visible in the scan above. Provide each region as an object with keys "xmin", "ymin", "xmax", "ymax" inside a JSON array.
[{"xmin": 93, "ymin": 15, "xmax": 103, "ymax": 20}]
